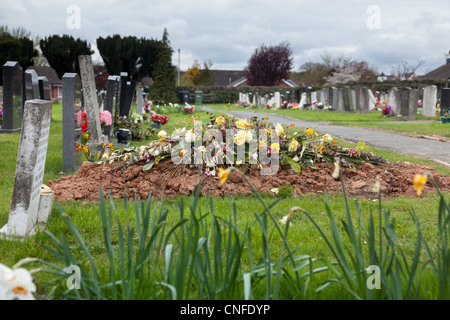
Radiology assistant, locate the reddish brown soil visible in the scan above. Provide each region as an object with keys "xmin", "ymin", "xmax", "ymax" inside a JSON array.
[{"xmin": 47, "ymin": 160, "xmax": 450, "ymax": 203}]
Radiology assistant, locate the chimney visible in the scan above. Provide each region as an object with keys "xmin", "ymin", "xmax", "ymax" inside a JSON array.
[{"xmin": 447, "ymin": 51, "xmax": 450, "ymax": 64}]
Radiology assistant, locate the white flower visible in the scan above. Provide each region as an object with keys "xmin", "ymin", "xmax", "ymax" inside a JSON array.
[
  {"xmin": 251, "ymin": 153, "xmax": 258, "ymax": 161},
  {"xmin": 275, "ymin": 123, "xmax": 284, "ymax": 136},
  {"xmin": 271, "ymin": 188, "xmax": 279, "ymax": 195},
  {"xmin": 158, "ymin": 130, "xmax": 167, "ymax": 139},
  {"xmin": 198, "ymin": 146, "xmax": 207, "ymax": 154},
  {"xmin": 245, "ymin": 131, "xmax": 253, "ymax": 142},
  {"xmin": 332, "ymin": 161, "xmax": 340, "ymax": 179},
  {"xmin": 288, "ymin": 139, "xmax": 299, "ymax": 152},
  {"xmin": 185, "ymin": 131, "xmax": 195, "ymax": 143},
  {"xmin": 278, "ymin": 215, "xmax": 291, "ymax": 226},
  {"xmin": 292, "ymin": 156, "xmax": 299, "ymax": 162},
  {"xmin": 233, "ymin": 130, "xmax": 247, "ymax": 146},
  {"xmin": 0, "ymin": 264, "xmax": 36, "ymax": 300}
]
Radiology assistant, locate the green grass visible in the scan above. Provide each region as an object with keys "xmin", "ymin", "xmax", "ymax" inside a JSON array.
[{"xmin": 0, "ymin": 101, "xmax": 449, "ymax": 300}]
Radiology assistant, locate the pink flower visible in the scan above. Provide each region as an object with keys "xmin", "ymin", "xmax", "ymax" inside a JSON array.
[{"xmin": 99, "ymin": 110, "xmax": 112, "ymax": 126}]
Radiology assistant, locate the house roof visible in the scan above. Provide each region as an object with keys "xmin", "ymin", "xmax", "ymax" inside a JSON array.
[
  {"xmin": 27, "ymin": 66, "xmax": 62, "ymax": 85},
  {"xmin": 420, "ymin": 63, "xmax": 450, "ymax": 81}
]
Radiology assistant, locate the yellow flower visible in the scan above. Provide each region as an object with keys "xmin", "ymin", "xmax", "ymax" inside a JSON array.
[
  {"xmin": 179, "ymin": 150, "xmax": 186, "ymax": 157},
  {"xmin": 216, "ymin": 116, "xmax": 226, "ymax": 126},
  {"xmin": 84, "ymin": 133, "xmax": 89, "ymax": 139},
  {"xmin": 413, "ymin": 174, "xmax": 427, "ymax": 196},
  {"xmin": 270, "ymin": 143, "xmax": 280, "ymax": 153},
  {"xmin": 108, "ymin": 143, "xmax": 113, "ymax": 148},
  {"xmin": 82, "ymin": 146, "xmax": 88, "ymax": 153},
  {"xmin": 218, "ymin": 167, "xmax": 230, "ymax": 184},
  {"xmin": 233, "ymin": 130, "xmax": 247, "ymax": 146},
  {"xmin": 96, "ymin": 154, "xmax": 100, "ymax": 159},
  {"xmin": 275, "ymin": 123, "xmax": 284, "ymax": 136},
  {"xmin": 236, "ymin": 118, "xmax": 251, "ymax": 130},
  {"xmin": 288, "ymin": 139, "xmax": 299, "ymax": 152},
  {"xmin": 102, "ymin": 143, "xmax": 106, "ymax": 148},
  {"xmin": 306, "ymin": 128, "xmax": 314, "ymax": 135},
  {"xmin": 259, "ymin": 140, "xmax": 267, "ymax": 148},
  {"xmin": 319, "ymin": 145, "xmax": 325, "ymax": 154}
]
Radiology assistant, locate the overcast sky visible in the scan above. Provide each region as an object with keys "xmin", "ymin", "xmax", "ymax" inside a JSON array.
[{"xmin": 1, "ymin": 0, "xmax": 450, "ymax": 75}]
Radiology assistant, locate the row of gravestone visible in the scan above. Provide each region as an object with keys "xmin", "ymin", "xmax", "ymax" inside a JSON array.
[
  {"xmin": 0, "ymin": 62, "xmax": 51, "ymax": 133},
  {"xmin": 0, "ymin": 55, "xmax": 141, "ymax": 240},
  {"xmin": 239, "ymin": 86, "xmax": 449, "ymax": 118}
]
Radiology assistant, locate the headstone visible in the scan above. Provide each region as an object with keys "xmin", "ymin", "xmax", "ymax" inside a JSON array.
[
  {"xmin": 331, "ymin": 87, "xmax": 338, "ymax": 111},
  {"xmin": 274, "ymin": 92, "xmax": 281, "ymax": 108},
  {"xmin": 136, "ymin": 85, "xmax": 144, "ymax": 114},
  {"xmin": 0, "ymin": 99, "xmax": 52, "ymax": 239},
  {"xmin": 295, "ymin": 89, "xmax": 300, "ymax": 103},
  {"xmin": 422, "ymin": 85, "xmax": 437, "ymax": 117},
  {"xmin": 255, "ymin": 92, "xmax": 261, "ymax": 109},
  {"xmin": 24, "ymin": 69, "xmax": 40, "ymax": 101},
  {"xmin": 400, "ymin": 87, "xmax": 415, "ymax": 119},
  {"xmin": 299, "ymin": 93, "xmax": 307, "ymax": 109},
  {"xmin": 0, "ymin": 61, "xmax": 23, "ymax": 133},
  {"xmin": 342, "ymin": 87, "xmax": 351, "ymax": 112},
  {"xmin": 358, "ymin": 87, "xmax": 369, "ymax": 114},
  {"xmin": 123, "ymin": 80, "xmax": 136, "ymax": 116},
  {"xmin": 409, "ymin": 88, "xmax": 419, "ymax": 118},
  {"xmin": 350, "ymin": 89, "xmax": 356, "ymax": 112},
  {"xmin": 119, "ymin": 72, "xmax": 129, "ymax": 117},
  {"xmin": 387, "ymin": 87, "xmax": 400, "ymax": 115},
  {"xmin": 0, "ymin": 86, "xmax": 3, "ymax": 102},
  {"xmin": 354, "ymin": 85, "xmax": 361, "ymax": 112},
  {"xmin": 62, "ymin": 73, "xmax": 83, "ymax": 173},
  {"xmin": 320, "ymin": 88, "xmax": 329, "ymax": 106},
  {"xmin": 104, "ymin": 75, "xmax": 120, "ymax": 141},
  {"xmin": 78, "ymin": 55, "xmax": 103, "ymax": 147},
  {"xmin": 311, "ymin": 91, "xmax": 317, "ymax": 103},
  {"xmin": 368, "ymin": 89, "xmax": 377, "ymax": 111},
  {"xmin": 38, "ymin": 76, "xmax": 50, "ymax": 100},
  {"xmin": 440, "ymin": 88, "xmax": 450, "ymax": 116},
  {"xmin": 336, "ymin": 88, "xmax": 344, "ymax": 112}
]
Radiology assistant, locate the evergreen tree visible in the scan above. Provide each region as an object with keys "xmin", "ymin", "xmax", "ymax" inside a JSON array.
[
  {"xmin": 149, "ymin": 29, "xmax": 177, "ymax": 104},
  {"xmin": 0, "ymin": 26, "xmax": 37, "ymax": 85},
  {"xmin": 40, "ymin": 35, "xmax": 93, "ymax": 79}
]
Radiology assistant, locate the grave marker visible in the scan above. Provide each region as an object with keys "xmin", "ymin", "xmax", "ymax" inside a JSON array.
[
  {"xmin": 62, "ymin": 73, "xmax": 83, "ymax": 173},
  {"xmin": 136, "ymin": 85, "xmax": 144, "ymax": 114},
  {"xmin": 342, "ymin": 87, "xmax": 351, "ymax": 112},
  {"xmin": 104, "ymin": 75, "xmax": 120, "ymax": 141},
  {"xmin": 24, "ymin": 69, "xmax": 40, "ymax": 100},
  {"xmin": 274, "ymin": 92, "xmax": 281, "ymax": 108},
  {"xmin": 0, "ymin": 61, "xmax": 23, "ymax": 133},
  {"xmin": 440, "ymin": 88, "xmax": 450, "ymax": 116},
  {"xmin": 331, "ymin": 87, "xmax": 338, "ymax": 111},
  {"xmin": 38, "ymin": 76, "xmax": 50, "ymax": 100},
  {"xmin": 0, "ymin": 99, "xmax": 52, "ymax": 239},
  {"xmin": 299, "ymin": 92, "xmax": 307, "ymax": 109},
  {"xmin": 78, "ymin": 55, "xmax": 103, "ymax": 145},
  {"xmin": 387, "ymin": 87, "xmax": 400, "ymax": 115},
  {"xmin": 422, "ymin": 85, "xmax": 437, "ymax": 117},
  {"xmin": 119, "ymin": 72, "xmax": 129, "ymax": 116}
]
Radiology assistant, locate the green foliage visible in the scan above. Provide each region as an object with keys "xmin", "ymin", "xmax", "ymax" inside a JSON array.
[
  {"xmin": 0, "ymin": 26, "xmax": 37, "ymax": 85},
  {"xmin": 96, "ymin": 35, "xmax": 159, "ymax": 81},
  {"xmin": 149, "ymin": 29, "xmax": 178, "ymax": 104},
  {"xmin": 39, "ymin": 34, "xmax": 93, "ymax": 79}
]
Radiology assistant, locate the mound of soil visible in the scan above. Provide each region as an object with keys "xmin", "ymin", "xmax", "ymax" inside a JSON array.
[{"xmin": 47, "ymin": 160, "xmax": 450, "ymax": 203}]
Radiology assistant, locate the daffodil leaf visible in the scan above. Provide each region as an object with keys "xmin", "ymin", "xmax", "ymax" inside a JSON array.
[
  {"xmin": 143, "ymin": 162, "xmax": 154, "ymax": 171},
  {"xmin": 285, "ymin": 156, "xmax": 302, "ymax": 174}
]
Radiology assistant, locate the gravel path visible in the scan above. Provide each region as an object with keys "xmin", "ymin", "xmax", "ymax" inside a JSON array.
[{"xmin": 202, "ymin": 107, "xmax": 450, "ymax": 166}]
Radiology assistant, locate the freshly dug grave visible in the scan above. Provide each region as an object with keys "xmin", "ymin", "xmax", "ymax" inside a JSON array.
[{"xmin": 48, "ymin": 160, "xmax": 450, "ymax": 203}]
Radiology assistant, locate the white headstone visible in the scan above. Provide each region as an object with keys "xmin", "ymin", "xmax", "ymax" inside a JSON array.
[
  {"xmin": 368, "ymin": 89, "xmax": 377, "ymax": 111},
  {"xmin": 0, "ymin": 100, "xmax": 52, "ymax": 239},
  {"xmin": 387, "ymin": 87, "xmax": 400, "ymax": 115},
  {"xmin": 274, "ymin": 92, "xmax": 281, "ymax": 108},
  {"xmin": 422, "ymin": 85, "xmax": 437, "ymax": 117},
  {"xmin": 311, "ymin": 91, "xmax": 317, "ymax": 103},
  {"xmin": 299, "ymin": 93, "xmax": 307, "ymax": 109}
]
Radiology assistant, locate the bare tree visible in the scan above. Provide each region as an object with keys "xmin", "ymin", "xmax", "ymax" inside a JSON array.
[{"xmin": 395, "ymin": 59, "xmax": 425, "ymax": 80}]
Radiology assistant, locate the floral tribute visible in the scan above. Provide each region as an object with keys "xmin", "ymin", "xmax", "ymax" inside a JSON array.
[
  {"xmin": 183, "ymin": 103, "xmax": 195, "ymax": 113},
  {"xmin": 150, "ymin": 113, "xmax": 169, "ymax": 125},
  {"xmin": 97, "ymin": 111, "xmax": 387, "ymax": 176},
  {"xmin": 143, "ymin": 98, "xmax": 153, "ymax": 113}
]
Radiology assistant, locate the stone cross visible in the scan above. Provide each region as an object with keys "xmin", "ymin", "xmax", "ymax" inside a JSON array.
[
  {"xmin": 0, "ymin": 61, "xmax": 23, "ymax": 133},
  {"xmin": 0, "ymin": 99, "xmax": 52, "ymax": 239},
  {"xmin": 78, "ymin": 55, "xmax": 102, "ymax": 145},
  {"xmin": 422, "ymin": 85, "xmax": 437, "ymax": 117},
  {"xmin": 62, "ymin": 73, "xmax": 83, "ymax": 173}
]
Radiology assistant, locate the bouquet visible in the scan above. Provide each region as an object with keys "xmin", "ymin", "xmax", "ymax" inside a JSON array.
[{"xmin": 150, "ymin": 113, "xmax": 169, "ymax": 125}]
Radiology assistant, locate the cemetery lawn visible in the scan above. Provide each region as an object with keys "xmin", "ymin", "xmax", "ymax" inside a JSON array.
[
  {"xmin": 204, "ymin": 104, "xmax": 448, "ymax": 139},
  {"xmin": 0, "ymin": 102, "xmax": 449, "ymax": 300}
]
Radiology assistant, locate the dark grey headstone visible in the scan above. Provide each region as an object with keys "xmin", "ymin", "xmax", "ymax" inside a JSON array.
[
  {"xmin": 119, "ymin": 72, "xmax": 129, "ymax": 117},
  {"xmin": 331, "ymin": 87, "xmax": 338, "ymax": 111},
  {"xmin": 354, "ymin": 85, "xmax": 361, "ymax": 112},
  {"xmin": 0, "ymin": 99, "xmax": 52, "ymax": 239},
  {"xmin": 337, "ymin": 88, "xmax": 344, "ymax": 112},
  {"xmin": 0, "ymin": 61, "xmax": 23, "ymax": 133},
  {"xmin": 343, "ymin": 87, "xmax": 351, "ymax": 112},
  {"xmin": 62, "ymin": 73, "xmax": 83, "ymax": 173},
  {"xmin": 440, "ymin": 88, "xmax": 450, "ymax": 116},
  {"xmin": 123, "ymin": 80, "xmax": 136, "ymax": 116},
  {"xmin": 38, "ymin": 76, "xmax": 50, "ymax": 100},
  {"xmin": 400, "ymin": 87, "xmax": 411, "ymax": 118},
  {"xmin": 24, "ymin": 69, "xmax": 40, "ymax": 101},
  {"xmin": 136, "ymin": 86, "xmax": 144, "ymax": 114},
  {"xmin": 104, "ymin": 75, "xmax": 120, "ymax": 141},
  {"xmin": 359, "ymin": 87, "xmax": 369, "ymax": 114}
]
